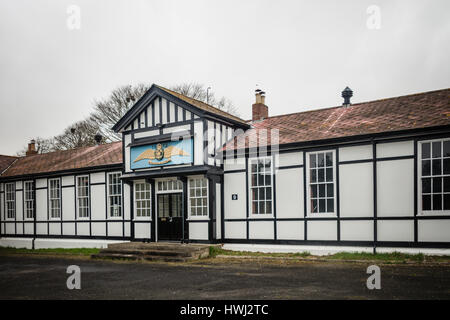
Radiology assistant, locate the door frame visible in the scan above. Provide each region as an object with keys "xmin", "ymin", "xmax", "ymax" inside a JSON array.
[
  {"xmin": 156, "ymin": 192, "xmax": 183, "ymax": 241},
  {"xmin": 154, "ymin": 178, "xmax": 185, "ymax": 242}
]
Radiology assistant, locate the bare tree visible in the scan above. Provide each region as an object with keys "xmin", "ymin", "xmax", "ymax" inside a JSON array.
[
  {"xmin": 52, "ymin": 118, "xmax": 101, "ymax": 151},
  {"xmin": 15, "ymin": 82, "xmax": 240, "ymax": 155},
  {"xmin": 16, "ymin": 137, "xmax": 55, "ymax": 156},
  {"xmin": 171, "ymin": 83, "xmax": 208, "ymax": 101},
  {"xmin": 90, "ymin": 83, "xmax": 150, "ymax": 141},
  {"xmin": 170, "ymin": 82, "xmax": 240, "ymax": 116}
]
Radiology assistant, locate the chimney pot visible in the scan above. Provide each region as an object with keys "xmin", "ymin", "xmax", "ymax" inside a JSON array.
[{"xmin": 252, "ymin": 89, "xmax": 269, "ymax": 121}]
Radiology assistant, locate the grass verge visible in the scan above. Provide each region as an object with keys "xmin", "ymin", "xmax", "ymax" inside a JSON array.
[
  {"xmin": 209, "ymin": 246, "xmax": 311, "ymax": 258},
  {"xmin": 0, "ymin": 246, "xmax": 100, "ymax": 256},
  {"xmin": 209, "ymin": 246, "xmax": 450, "ymax": 263}
]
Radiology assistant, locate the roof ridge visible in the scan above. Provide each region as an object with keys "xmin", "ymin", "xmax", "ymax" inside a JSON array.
[
  {"xmin": 0, "ymin": 154, "xmax": 18, "ymax": 159},
  {"xmin": 18, "ymin": 141, "xmax": 122, "ymax": 159},
  {"xmin": 257, "ymin": 87, "xmax": 450, "ymax": 122}
]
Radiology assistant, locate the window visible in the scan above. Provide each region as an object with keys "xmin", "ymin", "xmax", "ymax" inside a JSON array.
[
  {"xmin": 250, "ymin": 158, "xmax": 272, "ymax": 215},
  {"xmin": 135, "ymin": 182, "xmax": 151, "ymax": 217},
  {"xmin": 108, "ymin": 173, "xmax": 122, "ymax": 217},
  {"xmin": 76, "ymin": 176, "xmax": 89, "ymax": 218},
  {"xmin": 307, "ymin": 151, "xmax": 336, "ymax": 214},
  {"xmin": 188, "ymin": 177, "xmax": 208, "ymax": 217},
  {"xmin": 49, "ymin": 178, "xmax": 61, "ymax": 218},
  {"xmin": 24, "ymin": 181, "xmax": 34, "ymax": 219},
  {"xmin": 5, "ymin": 183, "xmax": 15, "ymax": 219},
  {"xmin": 157, "ymin": 180, "xmax": 182, "ymax": 192},
  {"xmin": 420, "ymin": 139, "xmax": 450, "ymax": 212}
]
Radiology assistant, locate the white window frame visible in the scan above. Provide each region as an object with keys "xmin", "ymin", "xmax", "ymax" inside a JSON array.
[
  {"xmin": 156, "ymin": 178, "xmax": 183, "ymax": 194},
  {"xmin": 187, "ymin": 176, "xmax": 209, "ymax": 220},
  {"xmin": 76, "ymin": 175, "xmax": 90, "ymax": 219},
  {"xmin": 24, "ymin": 181, "xmax": 34, "ymax": 220},
  {"xmin": 248, "ymin": 157, "xmax": 274, "ymax": 217},
  {"xmin": 134, "ymin": 180, "xmax": 152, "ymax": 220},
  {"xmin": 5, "ymin": 182, "xmax": 15, "ymax": 220},
  {"xmin": 107, "ymin": 172, "xmax": 122, "ymax": 219},
  {"xmin": 418, "ymin": 138, "xmax": 450, "ymax": 216},
  {"xmin": 306, "ymin": 150, "xmax": 337, "ymax": 218},
  {"xmin": 49, "ymin": 178, "xmax": 61, "ymax": 219}
]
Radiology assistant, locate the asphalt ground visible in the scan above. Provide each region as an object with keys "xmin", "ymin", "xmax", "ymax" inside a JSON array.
[{"xmin": 0, "ymin": 255, "xmax": 449, "ymax": 300}]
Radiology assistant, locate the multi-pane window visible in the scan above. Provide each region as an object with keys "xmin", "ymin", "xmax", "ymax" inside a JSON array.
[
  {"xmin": 308, "ymin": 151, "xmax": 335, "ymax": 214},
  {"xmin": 76, "ymin": 176, "xmax": 89, "ymax": 218},
  {"xmin": 108, "ymin": 173, "xmax": 122, "ymax": 217},
  {"xmin": 157, "ymin": 180, "xmax": 182, "ymax": 192},
  {"xmin": 5, "ymin": 183, "xmax": 15, "ymax": 219},
  {"xmin": 135, "ymin": 182, "xmax": 151, "ymax": 217},
  {"xmin": 250, "ymin": 158, "xmax": 272, "ymax": 215},
  {"xmin": 24, "ymin": 181, "xmax": 34, "ymax": 219},
  {"xmin": 49, "ymin": 178, "xmax": 61, "ymax": 218},
  {"xmin": 188, "ymin": 178, "xmax": 208, "ymax": 217},
  {"xmin": 420, "ymin": 139, "xmax": 450, "ymax": 212}
]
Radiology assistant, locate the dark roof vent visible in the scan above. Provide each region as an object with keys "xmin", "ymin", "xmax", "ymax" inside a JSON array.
[
  {"xmin": 342, "ymin": 87, "xmax": 353, "ymax": 106},
  {"xmin": 94, "ymin": 133, "xmax": 103, "ymax": 144}
]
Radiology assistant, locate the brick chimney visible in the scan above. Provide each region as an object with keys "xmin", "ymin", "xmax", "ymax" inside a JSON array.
[
  {"xmin": 252, "ymin": 89, "xmax": 268, "ymax": 121},
  {"xmin": 26, "ymin": 139, "xmax": 38, "ymax": 156}
]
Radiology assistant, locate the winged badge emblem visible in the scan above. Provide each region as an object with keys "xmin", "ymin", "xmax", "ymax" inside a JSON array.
[{"xmin": 133, "ymin": 143, "xmax": 190, "ymax": 165}]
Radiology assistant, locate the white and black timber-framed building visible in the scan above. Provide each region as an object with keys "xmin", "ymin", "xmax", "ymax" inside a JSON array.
[{"xmin": 1, "ymin": 84, "xmax": 450, "ymax": 250}]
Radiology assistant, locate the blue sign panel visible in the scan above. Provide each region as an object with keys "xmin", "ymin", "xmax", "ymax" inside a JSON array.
[{"xmin": 130, "ymin": 139, "xmax": 193, "ymax": 170}]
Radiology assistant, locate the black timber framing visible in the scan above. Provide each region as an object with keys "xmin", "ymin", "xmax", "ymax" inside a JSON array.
[
  {"xmin": 113, "ymin": 84, "xmax": 249, "ymax": 133},
  {"xmin": 221, "ymin": 129, "xmax": 450, "ymax": 249}
]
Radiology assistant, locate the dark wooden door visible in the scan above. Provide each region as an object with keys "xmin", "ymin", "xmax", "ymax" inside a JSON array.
[{"xmin": 157, "ymin": 193, "xmax": 182, "ymax": 241}]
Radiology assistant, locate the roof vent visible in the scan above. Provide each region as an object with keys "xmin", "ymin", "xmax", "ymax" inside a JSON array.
[
  {"xmin": 342, "ymin": 87, "xmax": 353, "ymax": 106},
  {"xmin": 94, "ymin": 133, "xmax": 103, "ymax": 145}
]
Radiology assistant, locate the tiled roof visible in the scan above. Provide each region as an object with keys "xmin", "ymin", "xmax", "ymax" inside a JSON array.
[
  {"xmin": 223, "ymin": 88, "xmax": 450, "ymax": 150},
  {"xmin": 0, "ymin": 155, "xmax": 18, "ymax": 174},
  {"xmin": 156, "ymin": 85, "xmax": 248, "ymax": 125},
  {"xmin": 0, "ymin": 142, "xmax": 122, "ymax": 178}
]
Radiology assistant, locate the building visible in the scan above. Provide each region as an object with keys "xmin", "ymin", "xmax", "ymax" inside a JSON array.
[{"xmin": 1, "ymin": 84, "xmax": 449, "ymax": 250}]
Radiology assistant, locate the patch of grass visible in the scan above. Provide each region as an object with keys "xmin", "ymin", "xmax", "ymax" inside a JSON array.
[
  {"xmin": 209, "ymin": 246, "xmax": 311, "ymax": 258},
  {"xmin": 325, "ymin": 251, "xmax": 450, "ymax": 263},
  {"xmin": 0, "ymin": 246, "xmax": 100, "ymax": 256},
  {"xmin": 209, "ymin": 247, "xmax": 450, "ymax": 263}
]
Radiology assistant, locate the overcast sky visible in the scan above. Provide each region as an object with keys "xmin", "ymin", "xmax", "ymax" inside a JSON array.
[{"xmin": 0, "ymin": 0, "xmax": 449, "ymax": 155}]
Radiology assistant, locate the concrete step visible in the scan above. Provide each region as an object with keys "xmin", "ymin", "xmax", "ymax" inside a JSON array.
[
  {"xmin": 92, "ymin": 252, "xmax": 192, "ymax": 263},
  {"xmin": 92, "ymin": 242, "xmax": 215, "ymax": 262},
  {"xmin": 92, "ymin": 253, "xmax": 140, "ymax": 261},
  {"xmin": 100, "ymin": 248, "xmax": 200, "ymax": 257}
]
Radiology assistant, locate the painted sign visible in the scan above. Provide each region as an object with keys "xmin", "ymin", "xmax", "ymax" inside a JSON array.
[{"xmin": 130, "ymin": 139, "xmax": 193, "ymax": 169}]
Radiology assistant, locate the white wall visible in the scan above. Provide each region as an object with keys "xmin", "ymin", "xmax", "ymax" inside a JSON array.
[
  {"xmin": 225, "ymin": 221, "xmax": 246, "ymax": 239},
  {"xmin": 339, "ymin": 162, "xmax": 373, "ymax": 217},
  {"xmin": 275, "ymin": 168, "xmax": 303, "ymax": 218},
  {"xmin": 189, "ymin": 222, "xmax": 208, "ymax": 240},
  {"xmin": 216, "ymin": 183, "xmax": 221, "ymax": 239},
  {"xmin": 224, "ymin": 172, "xmax": 246, "ymax": 219},
  {"xmin": 377, "ymin": 159, "xmax": 414, "ymax": 217}
]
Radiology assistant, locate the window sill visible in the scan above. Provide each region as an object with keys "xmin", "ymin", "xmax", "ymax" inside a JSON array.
[
  {"xmin": 187, "ymin": 217, "xmax": 209, "ymax": 221},
  {"xmin": 108, "ymin": 216, "xmax": 123, "ymax": 220},
  {"xmin": 418, "ymin": 211, "xmax": 450, "ymax": 217},
  {"xmin": 134, "ymin": 217, "xmax": 152, "ymax": 221},
  {"xmin": 307, "ymin": 213, "xmax": 337, "ymax": 218},
  {"xmin": 249, "ymin": 214, "xmax": 274, "ymax": 219}
]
